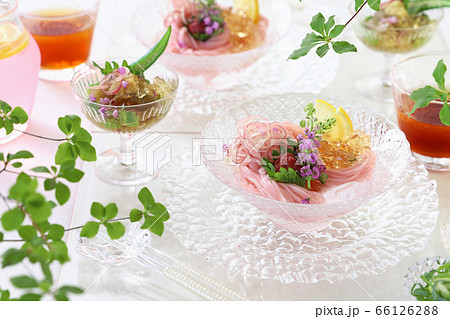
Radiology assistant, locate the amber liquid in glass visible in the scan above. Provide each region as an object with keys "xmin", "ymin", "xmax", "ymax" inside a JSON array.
[
  {"xmin": 21, "ymin": 9, "xmax": 95, "ymax": 69},
  {"xmin": 395, "ymin": 92, "xmax": 450, "ymax": 158}
]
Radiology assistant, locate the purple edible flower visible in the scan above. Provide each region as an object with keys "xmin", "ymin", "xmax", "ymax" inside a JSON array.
[
  {"xmin": 121, "ymin": 80, "xmax": 129, "ymax": 88},
  {"xmin": 307, "ymin": 131, "xmax": 315, "ymax": 139},
  {"xmin": 212, "ymin": 21, "xmax": 220, "ymax": 31},
  {"xmin": 298, "ymin": 152, "xmax": 308, "ymax": 162},
  {"xmin": 100, "ymin": 97, "xmax": 111, "ymax": 105},
  {"xmin": 300, "ymin": 166, "xmax": 312, "ymax": 177},
  {"xmin": 99, "ymin": 106, "xmax": 107, "ymax": 114},
  {"xmin": 89, "ymin": 94, "xmax": 97, "ymax": 102},
  {"xmin": 301, "ymin": 198, "xmax": 310, "ymax": 204},
  {"xmin": 203, "ymin": 17, "xmax": 212, "ymax": 25},
  {"xmin": 308, "ymin": 152, "xmax": 318, "ymax": 165},
  {"xmin": 113, "ymin": 110, "xmax": 119, "ymax": 118},
  {"xmin": 297, "ymin": 133, "xmax": 304, "ymax": 141},
  {"xmin": 299, "ymin": 138, "xmax": 314, "ymax": 150},
  {"xmin": 314, "ymin": 139, "xmax": 321, "ymax": 148},
  {"xmin": 117, "ymin": 67, "xmax": 127, "ymax": 74},
  {"xmin": 205, "ymin": 26, "xmax": 214, "ymax": 35},
  {"xmin": 312, "ymin": 167, "xmax": 320, "ymax": 179}
]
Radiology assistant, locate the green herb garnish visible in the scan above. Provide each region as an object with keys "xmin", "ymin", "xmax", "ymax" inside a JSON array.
[
  {"xmin": 411, "ymin": 259, "xmax": 450, "ymax": 301},
  {"xmin": 409, "ymin": 59, "xmax": 450, "ymax": 126}
]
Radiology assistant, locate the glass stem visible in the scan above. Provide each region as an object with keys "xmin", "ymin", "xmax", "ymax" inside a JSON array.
[
  {"xmin": 119, "ymin": 134, "xmax": 135, "ymax": 167},
  {"xmin": 381, "ymin": 53, "xmax": 396, "ymax": 87}
]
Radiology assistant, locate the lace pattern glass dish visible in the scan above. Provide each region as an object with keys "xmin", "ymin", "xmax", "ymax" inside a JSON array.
[
  {"xmin": 404, "ymin": 256, "xmax": 450, "ymax": 301},
  {"xmin": 201, "ymin": 93, "xmax": 411, "ymax": 233},
  {"xmin": 159, "ymin": 149, "xmax": 438, "ymax": 284},
  {"xmin": 131, "ymin": 0, "xmax": 291, "ymax": 90},
  {"xmin": 71, "ymin": 61, "xmax": 179, "ymax": 185}
]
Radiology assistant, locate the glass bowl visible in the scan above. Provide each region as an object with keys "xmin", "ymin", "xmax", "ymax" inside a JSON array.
[
  {"xmin": 201, "ymin": 93, "xmax": 411, "ymax": 233},
  {"xmin": 71, "ymin": 61, "xmax": 179, "ymax": 185},
  {"xmin": 352, "ymin": 1, "xmax": 443, "ymax": 102},
  {"xmin": 131, "ymin": 0, "xmax": 291, "ymax": 90},
  {"xmin": 404, "ymin": 256, "xmax": 450, "ymax": 301},
  {"xmin": 391, "ymin": 52, "xmax": 450, "ymax": 171},
  {"xmin": 353, "ymin": 4, "xmax": 443, "ymax": 54}
]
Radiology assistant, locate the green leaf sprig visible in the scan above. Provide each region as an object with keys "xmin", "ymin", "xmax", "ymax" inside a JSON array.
[
  {"xmin": 55, "ymin": 115, "xmax": 97, "ymax": 164},
  {"xmin": 289, "ymin": 0, "xmax": 381, "ymax": 60},
  {"xmin": 288, "ymin": 12, "xmax": 357, "ymax": 60},
  {"xmin": 409, "ymin": 59, "xmax": 450, "ymax": 126},
  {"xmin": 129, "ymin": 187, "xmax": 170, "ymax": 237},
  {"xmin": 31, "ymin": 160, "xmax": 84, "ymax": 205},
  {"xmin": 0, "ymin": 101, "xmax": 28, "ymax": 135}
]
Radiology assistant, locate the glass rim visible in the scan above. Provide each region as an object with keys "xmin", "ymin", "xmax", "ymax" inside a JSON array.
[
  {"xmin": 391, "ymin": 51, "xmax": 450, "ymax": 101},
  {"xmin": 19, "ymin": 0, "xmax": 99, "ymax": 20},
  {"xmin": 71, "ymin": 60, "xmax": 180, "ymax": 109},
  {"xmin": 0, "ymin": 0, "xmax": 18, "ymax": 21},
  {"xmin": 352, "ymin": 2, "xmax": 444, "ymax": 32}
]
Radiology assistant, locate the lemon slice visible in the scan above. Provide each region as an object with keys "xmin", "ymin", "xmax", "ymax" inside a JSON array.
[
  {"xmin": 0, "ymin": 23, "xmax": 21, "ymax": 45},
  {"xmin": 233, "ymin": 0, "xmax": 259, "ymax": 23},
  {"xmin": 0, "ymin": 23, "xmax": 28, "ymax": 59},
  {"xmin": 314, "ymin": 99, "xmax": 353, "ymax": 141}
]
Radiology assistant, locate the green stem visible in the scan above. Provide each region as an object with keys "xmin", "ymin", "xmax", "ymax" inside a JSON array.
[
  {"xmin": 345, "ymin": 1, "xmax": 368, "ymax": 27},
  {"xmin": 1, "ymin": 168, "xmax": 45, "ymax": 179},
  {"xmin": 14, "ymin": 129, "xmax": 67, "ymax": 142},
  {"xmin": 1, "ymin": 217, "xmax": 131, "ymax": 242}
]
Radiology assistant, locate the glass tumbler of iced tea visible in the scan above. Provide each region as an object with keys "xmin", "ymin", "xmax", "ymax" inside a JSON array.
[
  {"xmin": 391, "ymin": 53, "xmax": 450, "ymax": 171},
  {"xmin": 19, "ymin": 0, "xmax": 98, "ymax": 82},
  {"xmin": 0, "ymin": 0, "xmax": 41, "ymax": 144}
]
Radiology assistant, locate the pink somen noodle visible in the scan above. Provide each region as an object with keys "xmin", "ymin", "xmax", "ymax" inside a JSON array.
[
  {"xmin": 164, "ymin": 0, "xmax": 268, "ymax": 56},
  {"xmin": 227, "ymin": 117, "xmax": 377, "ymax": 204}
]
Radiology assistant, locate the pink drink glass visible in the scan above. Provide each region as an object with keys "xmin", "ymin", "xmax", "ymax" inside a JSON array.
[{"xmin": 0, "ymin": 0, "xmax": 40, "ymax": 144}]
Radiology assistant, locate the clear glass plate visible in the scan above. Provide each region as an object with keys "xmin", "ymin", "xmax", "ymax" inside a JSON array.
[
  {"xmin": 404, "ymin": 256, "xmax": 450, "ymax": 301},
  {"xmin": 159, "ymin": 151, "xmax": 438, "ymax": 284}
]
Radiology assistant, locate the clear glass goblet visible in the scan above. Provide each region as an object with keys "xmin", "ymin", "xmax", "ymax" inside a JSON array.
[
  {"xmin": 71, "ymin": 61, "xmax": 179, "ymax": 185},
  {"xmin": 353, "ymin": 1, "xmax": 443, "ymax": 102}
]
